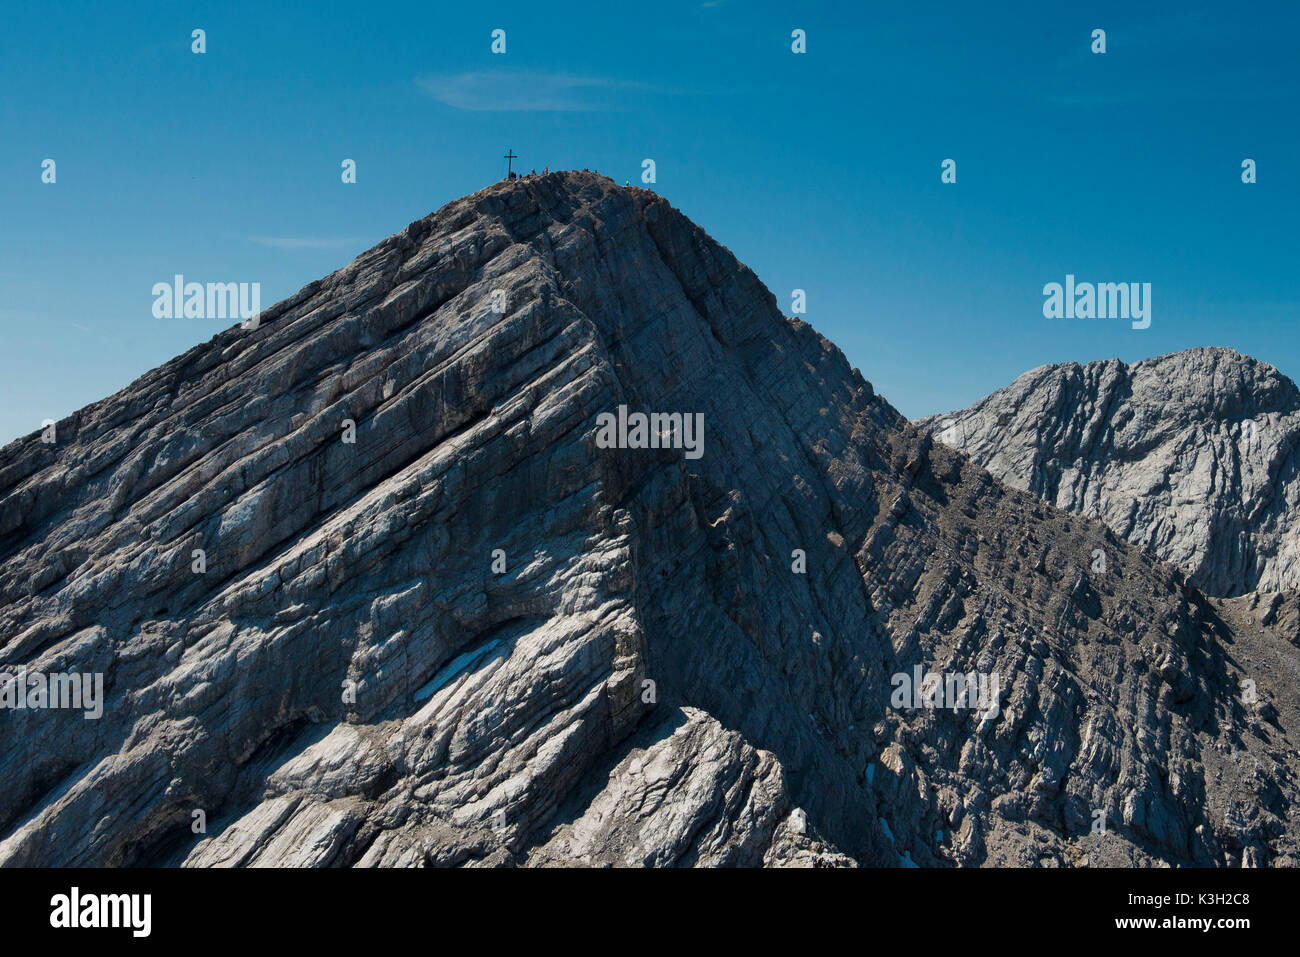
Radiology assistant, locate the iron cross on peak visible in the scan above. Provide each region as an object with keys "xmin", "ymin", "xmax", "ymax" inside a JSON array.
[{"xmin": 504, "ymin": 149, "xmax": 518, "ymax": 179}]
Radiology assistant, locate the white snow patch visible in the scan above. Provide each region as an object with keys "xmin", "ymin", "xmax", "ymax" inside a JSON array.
[{"xmin": 414, "ymin": 639, "xmax": 502, "ymax": 702}]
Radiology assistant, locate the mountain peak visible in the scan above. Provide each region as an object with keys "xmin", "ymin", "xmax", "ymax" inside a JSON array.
[
  {"xmin": 3, "ymin": 182, "xmax": 1299, "ymax": 868},
  {"xmin": 921, "ymin": 347, "xmax": 1300, "ymax": 596}
]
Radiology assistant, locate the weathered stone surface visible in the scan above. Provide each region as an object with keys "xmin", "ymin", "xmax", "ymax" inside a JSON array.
[
  {"xmin": 2, "ymin": 172, "xmax": 1298, "ymax": 867},
  {"xmin": 917, "ymin": 349, "xmax": 1300, "ymax": 597},
  {"xmin": 525, "ymin": 706, "xmax": 852, "ymax": 867}
]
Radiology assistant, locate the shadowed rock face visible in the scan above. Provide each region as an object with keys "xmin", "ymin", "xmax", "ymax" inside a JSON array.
[
  {"xmin": 2, "ymin": 172, "xmax": 1298, "ymax": 868},
  {"xmin": 917, "ymin": 349, "xmax": 1300, "ymax": 598}
]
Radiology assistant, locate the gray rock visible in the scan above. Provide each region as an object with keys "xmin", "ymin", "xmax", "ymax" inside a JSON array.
[
  {"xmin": 2, "ymin": 172, "xmax": 1299, "ymax": 867},
  {"xmin": 917, "ymin": 349, "xmax": 1300, "ymax": 597}
]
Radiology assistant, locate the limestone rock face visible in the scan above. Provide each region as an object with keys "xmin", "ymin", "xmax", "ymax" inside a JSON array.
[
  {"xmin": 2, "ymin": 173, "xmax": 1299, "ymax": 868},
  {"xmin": 917, "ymin": 349, "xmax": 1300, "ymax": 598}
]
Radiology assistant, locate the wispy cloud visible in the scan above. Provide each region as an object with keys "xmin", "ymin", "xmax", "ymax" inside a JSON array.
[
  {"xmin": 416, "ymin": 71, "xmax": 658, "ymax": 112},
  {"xmin": 246, "ymin": 236, "xmax": 364, "ymax": 249}
]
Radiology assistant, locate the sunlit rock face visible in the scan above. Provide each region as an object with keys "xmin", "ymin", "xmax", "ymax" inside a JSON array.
[
  {"xmin": 918, "ymin": 348, "xmax": 1300, "ymax": 598},
  {"xmin": 2, "ymin": 172, "xmax": 1298, "ymax": 868}
]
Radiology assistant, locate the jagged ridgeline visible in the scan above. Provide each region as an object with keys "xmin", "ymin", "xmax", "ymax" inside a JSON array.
[
  {"xmin": 918, "ymin": 349, "xmax": 1300, "ymax": 599},
  {"xmin": 1, "ymin": 172, "xmax": 1297, "ymax": 867}
]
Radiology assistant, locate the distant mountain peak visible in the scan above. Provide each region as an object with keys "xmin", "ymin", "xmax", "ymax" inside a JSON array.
[{"xmin": 919, "ymin": 347, "xmax": 1300, "ymax": 596}]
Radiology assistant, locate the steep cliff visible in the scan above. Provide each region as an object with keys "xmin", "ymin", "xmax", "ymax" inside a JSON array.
[
  {"xmin": 2, "ymin": 174, "xmax": 1297, "ymax": 867},
  {"xmin": 917, "ymin": 349, "xmax": 1300, "ymax": 598}
]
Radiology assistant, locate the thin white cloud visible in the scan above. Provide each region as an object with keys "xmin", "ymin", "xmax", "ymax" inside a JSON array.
[
  {"xmin": 246, "ymin": 236, "xmax": 364, "ymax": 249},
  {"xmin": 416, "ymin": 71, "xmax": 657, "ymax": 112}
]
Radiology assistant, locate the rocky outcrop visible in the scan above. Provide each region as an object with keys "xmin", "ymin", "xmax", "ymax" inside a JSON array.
[
  {"xmin": 917, "ymin": 349, "xmax": 1300, "ymax": 597},
  {"xmin": 2, "ymin": 173, "xmax": 1298, "ymax": 868}
]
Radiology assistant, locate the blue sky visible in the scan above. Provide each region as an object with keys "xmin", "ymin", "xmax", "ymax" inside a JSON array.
[{"xmin": 2, "ymin": 1, "xmax": 1297, "ymax": 445}]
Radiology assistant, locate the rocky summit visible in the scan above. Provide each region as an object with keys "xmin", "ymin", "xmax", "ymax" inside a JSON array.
[
  {"xmin": 917, "ymin": 349, "xmax": 1300, "ymax": 598},
  {"xmin": 2, "ymin": 172, "xmax": 1298, "ymax": 868}
]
